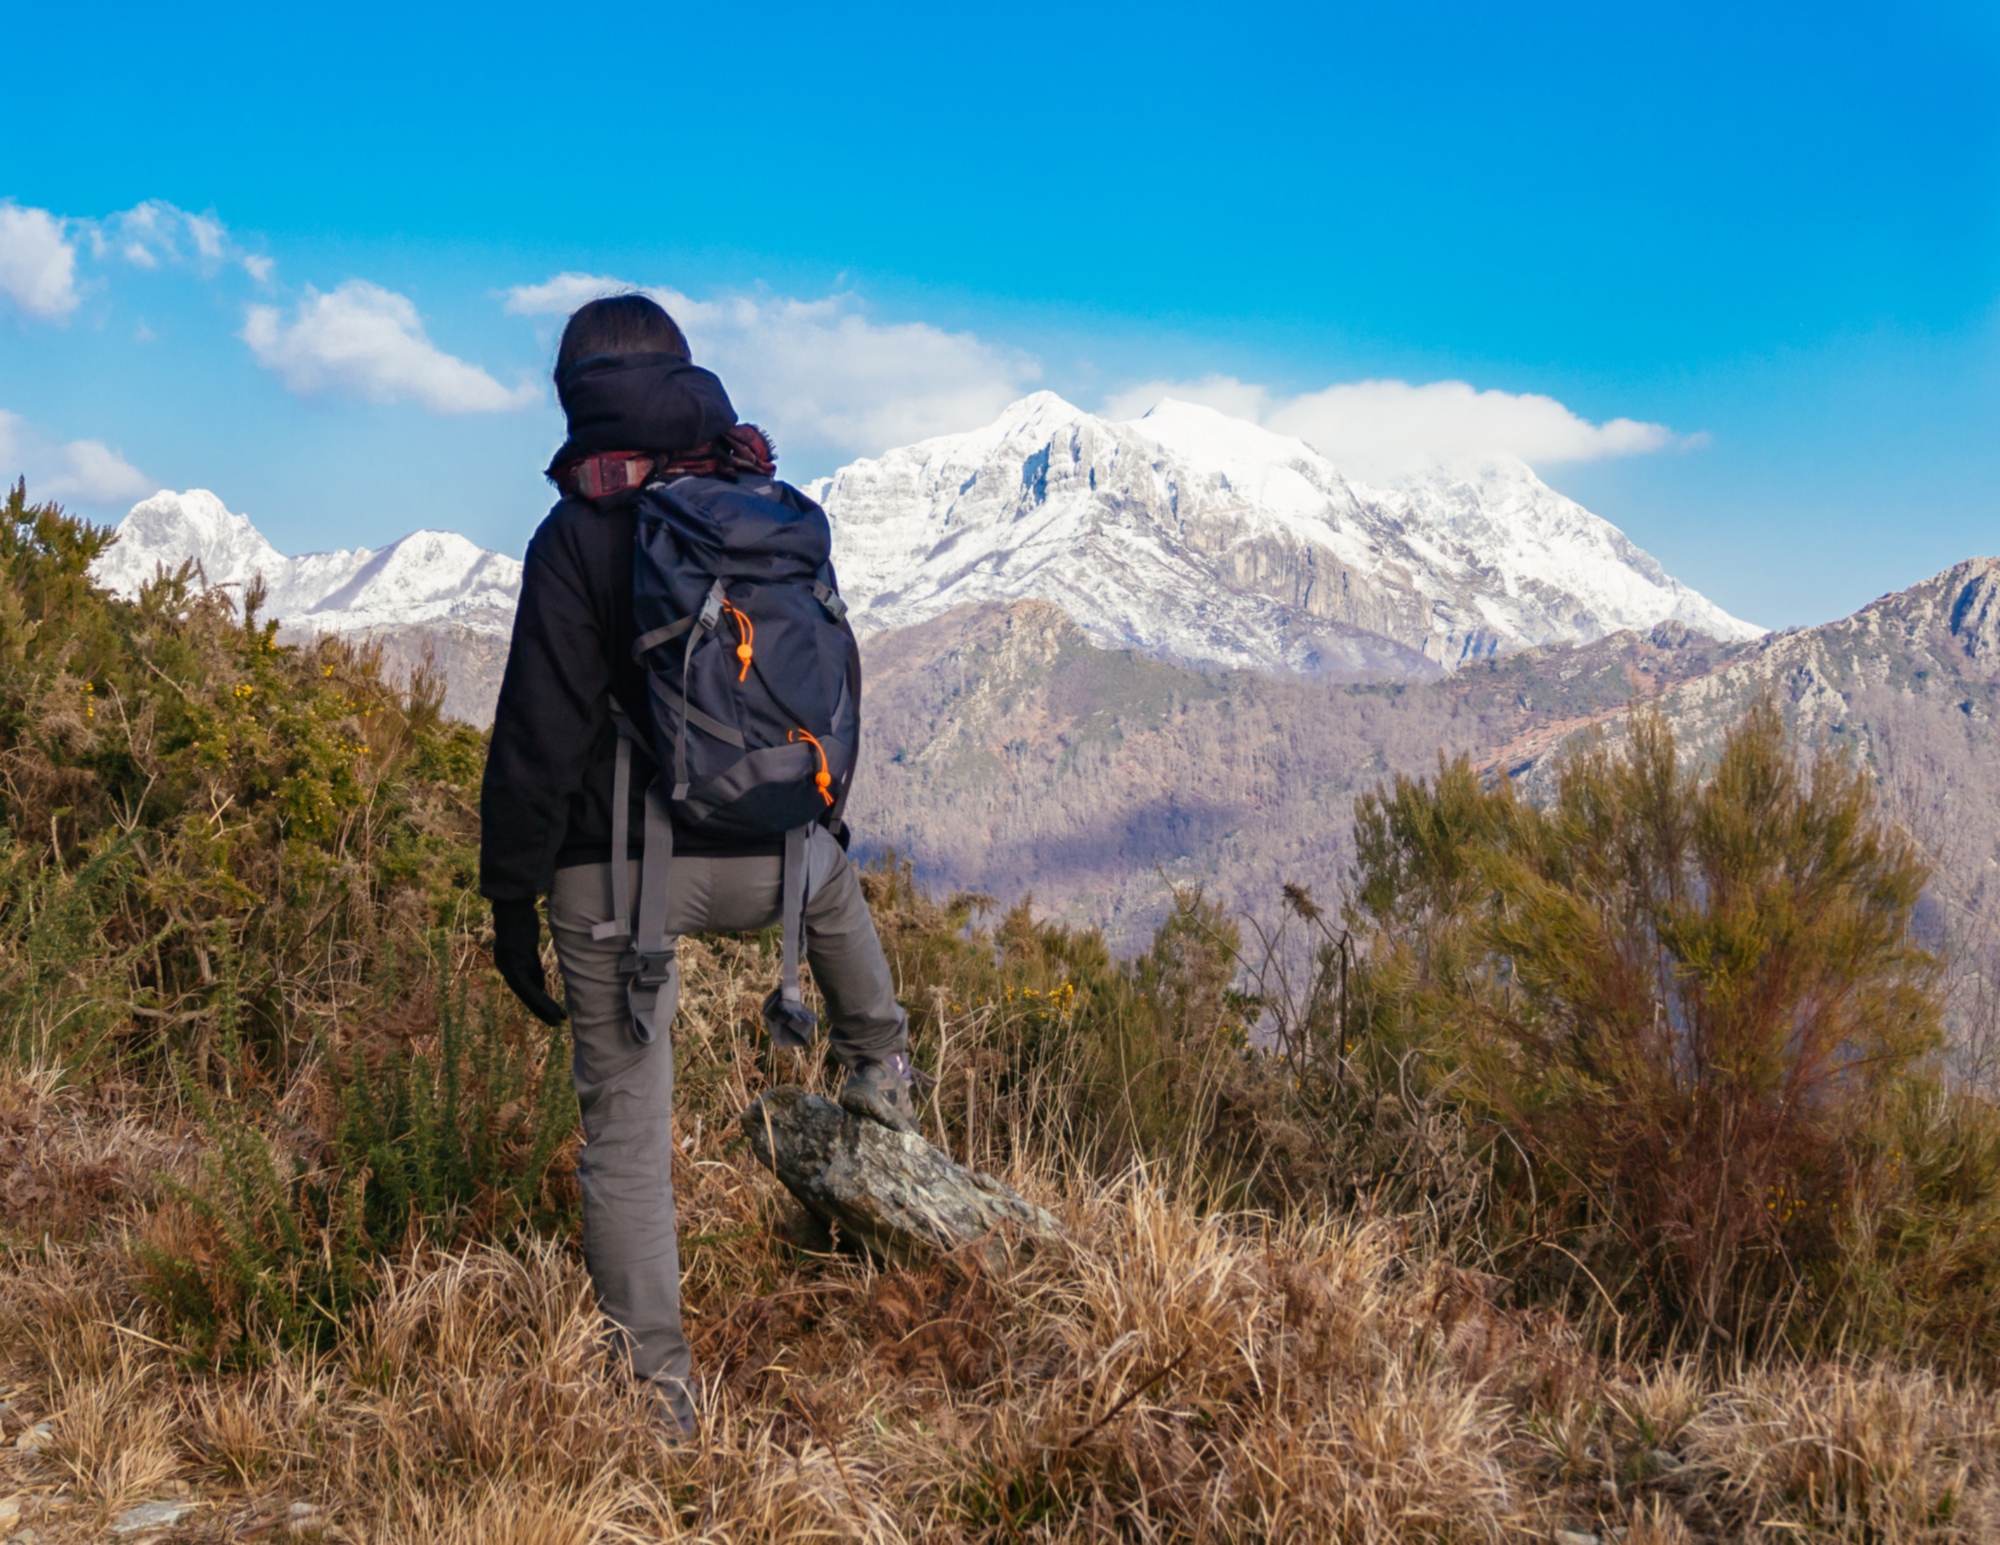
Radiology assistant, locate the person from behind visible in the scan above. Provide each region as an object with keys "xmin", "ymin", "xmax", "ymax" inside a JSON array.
[{"xmin": 479, "ymin": 294, "xmax": 918, "ymax": 1431}]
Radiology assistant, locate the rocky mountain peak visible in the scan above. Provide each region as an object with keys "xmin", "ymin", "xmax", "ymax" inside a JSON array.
[{"xmin": 813, "ymin": 394, "xmax": 1760, "ymax": 680}]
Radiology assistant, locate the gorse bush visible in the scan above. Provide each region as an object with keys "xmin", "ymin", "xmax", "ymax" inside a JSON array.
[
  {"xmin": 0, "ymin": 479, "xmax": 485, "ymax": 1079},
  {"xmin": 0, "ymin": 484, "xmax": 564, "ymax": 1351},
  {"xmin": 860, "ymin": 861, "xmax": 1293, "ymax": 1200},
  {"xmin": 1344, "ymin": 704, "xmax": 1995, "ymax": 1361}
]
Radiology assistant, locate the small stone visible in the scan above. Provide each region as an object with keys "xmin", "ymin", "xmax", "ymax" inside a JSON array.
[
  {"xmin": 110, "ymin": 1500, "xmax": 196, "ymax": 1534},
  {"xmin": 0, "ymin": 1495, "xmax": 23, "ymax": 1532},
  {"xmin": 1553, "ymin": 1532, "xmax": 1600, "ymax": 1545},
  {"xmin": 13, "ymin": 1424, "xmax": 51, "ymax": 1453},
  {"xmin": 12, "ymin": 1529, "xmax": 37, "ymax": 1545},
  {"xmin": 1648, "ymin": 1448, "xmax": 1683, "ymax": 1471},
  {"xmin": 286, "ymin": 1501, "xmax": 324, "ymax": 1531}
]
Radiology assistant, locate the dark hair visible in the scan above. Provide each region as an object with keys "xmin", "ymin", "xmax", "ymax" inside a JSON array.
[{"xmin": 554, "ymin": 294, "xmax": 689, "ymax": 382}]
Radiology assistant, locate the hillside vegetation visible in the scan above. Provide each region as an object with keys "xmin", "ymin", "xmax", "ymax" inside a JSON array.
[{"xmin": 4, "ymin": 483, "xmax": 2000, "ymax": 1542}]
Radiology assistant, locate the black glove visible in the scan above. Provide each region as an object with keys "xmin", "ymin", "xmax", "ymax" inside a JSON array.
[{"xmin": 492, "ymin": 898, "xmax": 567, "ymax": 1025}]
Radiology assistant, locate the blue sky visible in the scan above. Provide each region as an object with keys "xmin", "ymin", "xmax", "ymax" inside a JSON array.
[{"xmin": 2, "ymin": 0, "xmax": 1994, "ymax": 629}]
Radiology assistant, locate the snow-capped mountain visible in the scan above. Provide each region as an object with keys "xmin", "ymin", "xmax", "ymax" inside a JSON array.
[
  {"xmin": 93, "ymin": 489, "xmax": 521, "ymax": 636},
  {"xmin": 91, "ymin": 393, "xmax": 1758, "ymax": 703},
  {"xmin": 811, "ymin": 393, "xmax": 1761, "ymax": 675}
]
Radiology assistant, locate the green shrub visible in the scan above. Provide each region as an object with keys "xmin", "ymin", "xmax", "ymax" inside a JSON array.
[
  {"xmin": 0, "ymin": 480, "xmax": 485, "ymax": 1083},
  {"xmin": 139, "ymin": 964, "xmax": 575, "ymax": 1366},
  {"xmin": 1345, "ymin": 703, "xmax": 1988, "ymax": 1359}
]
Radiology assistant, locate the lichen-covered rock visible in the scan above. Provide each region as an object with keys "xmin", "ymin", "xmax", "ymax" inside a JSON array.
[{"xmin": 740, "ymin": 1087, "xmax": 1060, "ymax": 1264}]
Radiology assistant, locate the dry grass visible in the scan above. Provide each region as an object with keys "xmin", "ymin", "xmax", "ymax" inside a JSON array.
[{"xmin": 4, "ymin": 944, "xmax": 1999, "ymax": 1543}]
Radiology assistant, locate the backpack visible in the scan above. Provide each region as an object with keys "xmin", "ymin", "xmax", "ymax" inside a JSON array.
[{"xmin": 595, "ymin": 468, "xmax": 861, "ymax": 1047}]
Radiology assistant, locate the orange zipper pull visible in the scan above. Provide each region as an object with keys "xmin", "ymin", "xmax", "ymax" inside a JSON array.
[
  {"xmin": 788, "ymin": 729, "xmax": 835, "ymax": 805},
  {"xmin": 720, "ymin": 600, "xmax": 754, "ymax": 681}
]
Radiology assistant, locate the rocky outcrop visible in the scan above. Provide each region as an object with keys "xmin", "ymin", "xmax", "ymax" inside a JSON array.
[{"xmin": 741, "ymin": 1087, "xmax": 1059, "ymax": 1264}]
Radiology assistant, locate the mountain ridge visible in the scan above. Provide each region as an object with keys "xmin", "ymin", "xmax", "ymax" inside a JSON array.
[
  {"xmin": 812, "ymin": 392, "xmax": 1760, "ymax": 677},
  {"xmin": 93, "ymin": 489, "xmax": 522, "ymax": 635},
  {"xmin": 92, "ymin": 392, "xmax": 1757, "ymax": 718}
]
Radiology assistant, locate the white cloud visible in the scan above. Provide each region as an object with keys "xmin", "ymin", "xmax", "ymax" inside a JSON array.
[
  {"xmin": 501, "ymin": 272, "xmax": 627, "ymax": 318},
  {"xmin": 0, "ymin": 410, "xmax": 155, "ymax": 503},
  {"xmin": 0, "ymin": 203, "xmax": 81, "ymax": 318},
  {"xmin": 1105, "ymin": 373, "xmax": 1687, "ymax": 478},
  {"xmin": 92, "ymin": 200, "xmax": 268, "ymax": 281},
  {"xmin": 504, "ymin": 273, "xmax": 1038, "ymax": 462},
  {"xmin": 244, "ymin": 281, "xmax": 538, "ymax": 415}
]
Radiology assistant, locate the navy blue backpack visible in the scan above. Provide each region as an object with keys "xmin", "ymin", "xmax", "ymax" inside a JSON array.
[{"xmin": 593, "ymin": 460, "xmax": 861, "ymax": 1047}]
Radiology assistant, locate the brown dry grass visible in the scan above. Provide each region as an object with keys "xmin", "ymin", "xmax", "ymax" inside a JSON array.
[{"xmin": 4, "ymin": 947, "xmax": 1999, "ymax": 1544}]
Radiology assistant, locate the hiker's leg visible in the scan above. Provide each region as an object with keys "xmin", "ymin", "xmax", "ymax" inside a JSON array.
[
  {"xmin": 690, "ymin": 834, "xmax": 905, "ymax": 1066},
  {"xmin": 799, "ymin": 827, "xmax": 909, "ymax": 1068},
  {"xmin": 547, "ymin": 860, "xmax": 694, "ymax": 1427}
]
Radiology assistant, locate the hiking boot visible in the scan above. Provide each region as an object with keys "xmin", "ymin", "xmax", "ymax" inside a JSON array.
[
  {"xmin": 840, "ymin": 1051, "xmax": 921, "ymax": 1135},
  {"xmin": 648, "ymin": 1374, "xmax": 697, "ymax": 1440}
]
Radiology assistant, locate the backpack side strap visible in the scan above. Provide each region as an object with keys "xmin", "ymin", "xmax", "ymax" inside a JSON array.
[{"xmin": 761, "ymin": 824, "xmax": 819, "ymax": 1050}]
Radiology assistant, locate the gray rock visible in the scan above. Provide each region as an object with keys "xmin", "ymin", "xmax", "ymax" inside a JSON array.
[
  {"xmin": 1553, "ymin": 1532, "xmax": 1600, "ymax": 1545},
  {"xmin": 741, "ymin": 1087, "xmax": 1061, "ymax": 1264},
  {"xmin": 110, "ymin": 1499, "xmax": 196, "ymax": 1534},
  {"xmin": 14, "ymin": 1422, "xmax": 51, "ymax": 1452}
]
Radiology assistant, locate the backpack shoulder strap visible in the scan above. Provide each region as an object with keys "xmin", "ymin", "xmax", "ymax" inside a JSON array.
[
  {"xmin": 625, "ymin": 778, "xmax": 676, "ymax": 1045},
  {"xmin": 598, "ymin": 702, "xmax": 678, "ymax": 1045},
  {"xmin": 593, "ymin": 704, "xmax": 642, "ymax": 942}
]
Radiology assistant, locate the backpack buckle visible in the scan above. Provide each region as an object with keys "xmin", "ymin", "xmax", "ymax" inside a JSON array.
[
  {"xmin": 698, "ymin": 582, "xmax": 725, "ymax": 631},
  {"xmin": 631, "ymin": 949, "xmax": 676, "ymax": 988},
  {"xmin": 813, "ymin": 582, "xmax": 848, "ymax": 623}
]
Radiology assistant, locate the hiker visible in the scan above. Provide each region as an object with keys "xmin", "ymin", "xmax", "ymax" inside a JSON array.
[{"xmin": 479, "ymin": 294, "xmax": 918, "ymax": 1431}]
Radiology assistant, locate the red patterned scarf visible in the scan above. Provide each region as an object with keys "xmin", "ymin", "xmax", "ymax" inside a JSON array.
[{"xmin": 553, "ymin": 423, "xmax": 776, "ymax": 503}]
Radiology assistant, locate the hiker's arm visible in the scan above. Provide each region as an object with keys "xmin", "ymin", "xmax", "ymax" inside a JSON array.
[{"xmin": 479, "ymin": 516, "xmax": 612, "ymax": 904}]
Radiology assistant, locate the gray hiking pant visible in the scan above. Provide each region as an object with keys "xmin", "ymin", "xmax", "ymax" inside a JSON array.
[{"xmin": 546, "ymin": 827, "xmax": 907, "ymax": 1423}]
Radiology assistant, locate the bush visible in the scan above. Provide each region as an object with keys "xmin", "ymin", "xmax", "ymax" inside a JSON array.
[
  {"xmin": 138, "ymin": 965, "xmax": 576, "ymax": 1366},
  {"xmin": 0, "ymin": 485, "xmax": 572, "ymax": 1358},
  {"xmin": 860, "ymin": 858, "xmax": 1284, "ymax": 1197},
  {"xmin": 0, "ymin": 480, "xmax": 482, "ymax": 1082},
  {"xmin": 1344, "ymin": 703, "xmax": 2000, "ymax": 1361}
]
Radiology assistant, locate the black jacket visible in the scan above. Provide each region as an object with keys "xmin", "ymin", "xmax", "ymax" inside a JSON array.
[{"xmin": 480, "ymin": 355, "xmax": 778, "ymax": 904}]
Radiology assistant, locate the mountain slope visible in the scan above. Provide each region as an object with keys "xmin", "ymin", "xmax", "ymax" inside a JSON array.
[
  {"xmin": 849, "ymin": 561, "xmax": 2000, "ymax": 1070},
  {"xmin": 813, "ymin": 393, "xmax": 1759, "ymax": 676},
  {"xmin": 1519, "ymin": 557, "xmax": 2000, "ymax": 1078},
  {"xmin": 850, "ymin": 599, "xmax": 1745, "ymax": 943}
]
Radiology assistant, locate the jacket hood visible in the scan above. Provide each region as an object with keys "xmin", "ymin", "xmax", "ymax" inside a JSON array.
[{"xmin": 547, "ymin": 352, "xmax": 738, "ymax": 475}]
